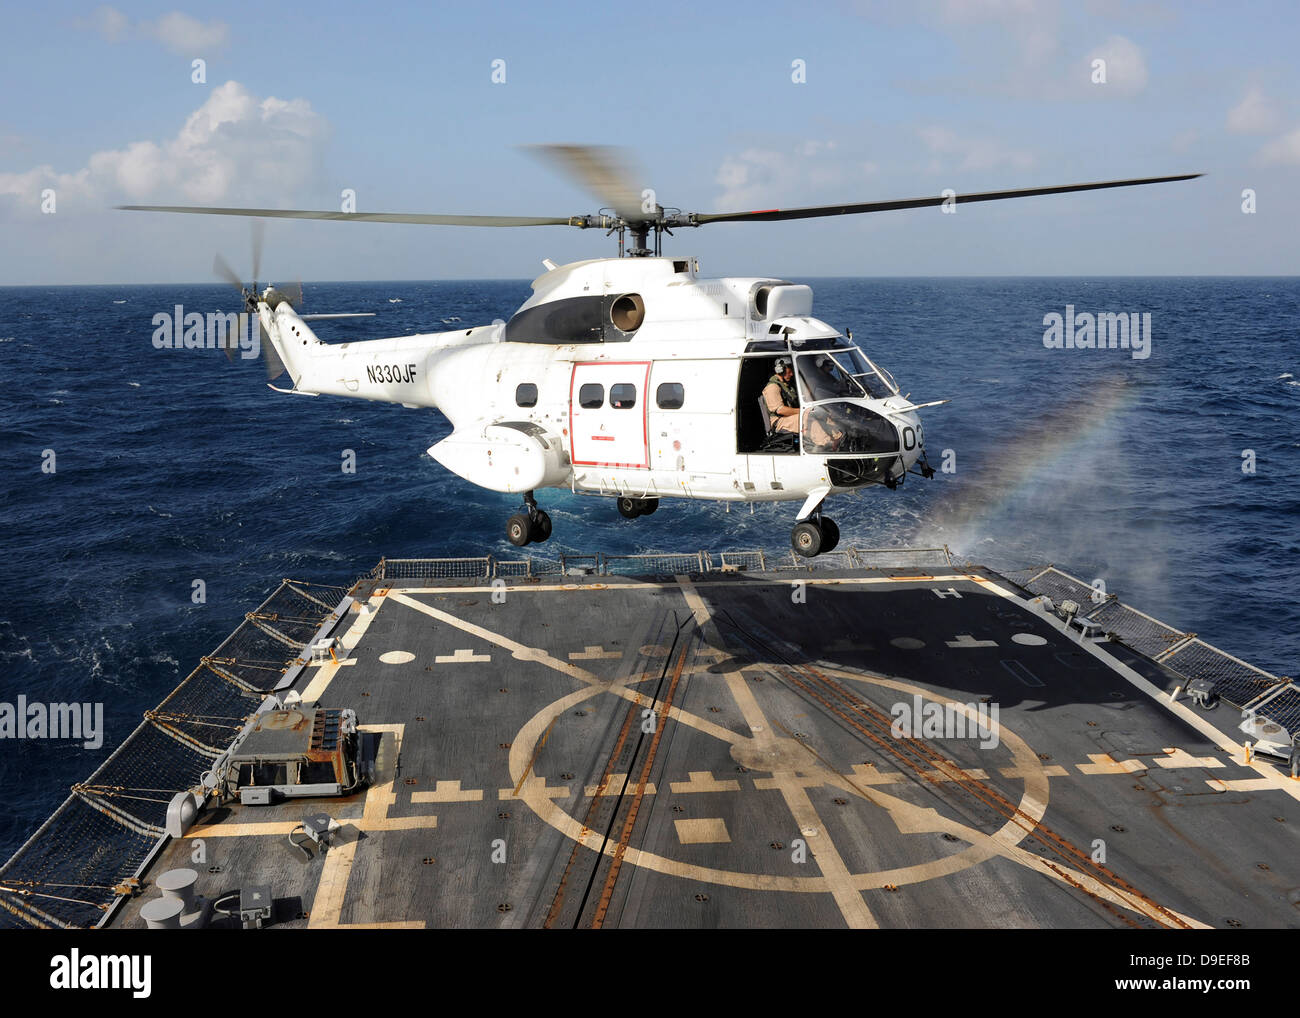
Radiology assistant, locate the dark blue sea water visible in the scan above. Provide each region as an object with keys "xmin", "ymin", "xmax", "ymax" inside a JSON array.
[{"xmin": 1, "ymin": 277, "xmax": 1297, "ymax": 860}]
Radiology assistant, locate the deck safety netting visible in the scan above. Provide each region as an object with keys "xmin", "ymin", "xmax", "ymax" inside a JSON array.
[
  {"xmin": 0, "ymin": 580, "xmax": 347, "ymax": 929},
  {"xmin": 1161, "ymin": 638, "xmax": 1283, "ymax": 708},
  {"xmin": 1083, "ymin": 600, "xmax": 1187, "ymax": 660},
  {"xmin": 1014, "ymin": 569, "xmax": 1289, "ymax": 715}
]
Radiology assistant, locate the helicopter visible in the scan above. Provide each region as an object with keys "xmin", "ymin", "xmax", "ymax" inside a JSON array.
[{"xmin": 120, "ymin": 146, "xmax": 1199, "ymax": 556}]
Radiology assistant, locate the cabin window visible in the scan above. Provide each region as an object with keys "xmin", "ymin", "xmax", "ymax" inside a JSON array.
[
  {"xmin": 578, "ymin": 383, "xmax": 604, "ymax": 409},
  {"xmin": 515, "ymin": 383, "xmax": 538, "ymax": 408},
  {"xmin": 609, "ymin": 383, "xmax": 637, "ymax": 409},
  {"xmin": 656, "ymin": 382, "xmax": 685, "ymax": 409}
]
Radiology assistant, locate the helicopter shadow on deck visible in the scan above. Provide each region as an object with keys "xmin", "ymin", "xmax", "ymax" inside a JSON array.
[{"xmin": 699, "ymin": 576, "xmax": 1149, "ymax": 715}]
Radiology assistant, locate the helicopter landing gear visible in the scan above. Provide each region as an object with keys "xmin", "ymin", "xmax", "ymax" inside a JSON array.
[
  {"xmin": 616, "ymin": 496, "xmax": 659, "ymax": 519},
  {"xmin": 791, "ymin": 514, "xmax": 839, "ymax": 558},
  {"xmin": 506, "ymin": 491, "xmax": 551, "ymax": 547},
  {"xmin": 791, "ymin": 521, "xmax": 822, "ymax": 557}
]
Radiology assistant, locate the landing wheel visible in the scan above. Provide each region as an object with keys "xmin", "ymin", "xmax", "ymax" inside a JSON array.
[
  {"xmin": 617, "ymin": 496, "xmax": 642, "ymax": 519},
  {"xmin": 791, "ymin": 520, "xmax": 824, "ymax": 558},
  {"xmin": 506, "ymin": 513, "xmax": 533, "ymax": 547},
  {"xmin": 820, "ymin": 517, "xmax": 840, "ymax": 554},
  {"xmin": 1290, "ymin": 744, "xmax": 1299, "ymax": 780},
  {"xmin": 640, "ymin": 498, "xmax": 659, "ymax": 516},
  {"xmin": 532, "ymin": 510, "xmax": 552, "ymax": 542}
]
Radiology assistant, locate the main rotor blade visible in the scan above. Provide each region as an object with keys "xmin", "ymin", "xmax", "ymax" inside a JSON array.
[
  {"xmin": 120, "ymin": 205, "xmax": 576, "ymax": 227},
  {"xmin": 523, "ymin": 144, "xmax": 647, "ymax": 222},
  {"xmin": 225, "ymin": 313, "xmax": 246, "ymax": 363},
  {"xmin": 690, "ymin": 173, "xmax": 1203, "ymax": 225},
  {"xmin": 212, "ymin": 252, "xmax": 244, "ymax": 290},
  {"xmin": 259, "ymin": 321, "xmax": 285, "ymax": 381}
]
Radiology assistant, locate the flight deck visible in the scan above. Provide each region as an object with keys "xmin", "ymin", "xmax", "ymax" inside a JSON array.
[{"xmin": 3, "ymin": 549, "xmax": 1298, "ymax": 930}]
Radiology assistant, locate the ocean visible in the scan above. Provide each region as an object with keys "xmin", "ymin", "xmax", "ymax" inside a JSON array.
[{"xmin": 1, "ymin": 275, "xmax": 1296, "ymax": 860}]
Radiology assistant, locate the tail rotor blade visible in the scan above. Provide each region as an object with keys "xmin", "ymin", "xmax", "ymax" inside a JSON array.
[{"xmin": 282, "ymin": 279, "xmax": 303, "ymax": 308}]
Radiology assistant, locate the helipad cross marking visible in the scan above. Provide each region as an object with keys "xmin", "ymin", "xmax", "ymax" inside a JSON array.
[
  {"xmin": 1154, "ymin": 748, "xmax": 1225, "ymax": 769},
  {"xmin": 669, "ymin": 771, "xmax": 741, "ymax": 794},
  {"xmin": 1000, "ymin": 764, "xmax": 1069, "ymax": 779},
  {"xmin": 676, "ymin": 575, "xmax": 878, "ymax": 930},
  {"xmin": 434, "ymin": 648, "xmax": 490, "ymax": 664},
  {"xmin": 499, "ymin": 776, "xmax": 571, "ymax": 801},
  {"xmin": 569, "ymin": 645, "xmax": 622, "ymax": 660},
  {"xmin": 1077, "ymin": 753, "xmax": 1147, "ymax": 775},
  {"xmin": 675, "ymin": 818, "xmax": 731, "ymax": 845},
  {"xmin": 946, "ymin": 634, "xmax": 998, "ymax": 648},
  {"xmin": 411, "ymin": 780, "xmax": 484, "ymax": 803},
  {"xmin": 1207, "ymin": 777, "xmax": 1277, "ymax": 792},
  {"xmin": 585, "ymin": 773, "xmax": 656, "ymax": 797},
  {"xmin": 846, "ymin": 764, "xmax": 904, "ymax": 785}
]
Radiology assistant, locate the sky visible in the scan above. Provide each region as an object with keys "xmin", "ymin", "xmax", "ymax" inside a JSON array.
[{"xmin": 1, "ymin": 0, "xmax": 1298, "ymax": 283}]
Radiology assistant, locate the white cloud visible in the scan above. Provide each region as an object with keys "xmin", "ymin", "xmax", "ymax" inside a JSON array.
[
  {"xmin": 1257, "ymin": 128, "xmax": 1300, "ymax": 167},
  {"xmin": 713, "ymin": 140, "xmax": 851, "ymax": 210},
  {"xmin": 73, "ymin": 7, "xmax": 228, "ymax": 52},
  {"xmin": 917, "ymin": 126, "xmax": 1035, "ymax": 173},
  {"xmin": 933, "ymin": 0, "xmax": 1061, "ymax": 65},
  {"xmin": 1083, "ymin": 35, "xmax": 1148, "ymax": 96},
  {"xmin": 76, "ymin": 5, "xmax": 129, "ymax": 42},
  {"xmin": 0, "ymin": 82, "xmax": 329, "ymax": 215},
  {"xmin": 1227, "ymin": 87, "xmax": 1282, "ymax": 135},
  {"xmin": 857, "ymin": 0, "xmax": 1062, "ymax": 65},
  {"xmin": 857, "ymin": 3, "xmax": 1151, "ymax": 102},
  {"xmin": 140, "ymin": 12, "xmax": 229, "ymax": 53}
]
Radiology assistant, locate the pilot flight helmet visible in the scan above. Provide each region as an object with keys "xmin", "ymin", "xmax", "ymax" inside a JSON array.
[{"xmin": 774, "ymin": 357, "xmax": 790, "ymax": 373}]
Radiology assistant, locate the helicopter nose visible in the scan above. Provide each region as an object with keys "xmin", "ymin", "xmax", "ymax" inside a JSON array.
[{"xmin": 894, "ymin": 413, "xmax": 923, "ymax": 467}]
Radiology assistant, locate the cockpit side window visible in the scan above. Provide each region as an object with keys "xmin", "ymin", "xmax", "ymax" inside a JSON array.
[
  {"xmin": 831, "ymin": 348, "xmax": 896, "ymax": 399},
  {"xmin": 795, "ymin": 353, "xmax": 861, "ymax": 401}
]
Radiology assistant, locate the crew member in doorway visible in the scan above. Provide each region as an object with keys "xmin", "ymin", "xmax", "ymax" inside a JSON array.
[{"xmin": 764, "ymin": 358, "xmax": 840, "ymax": 451}]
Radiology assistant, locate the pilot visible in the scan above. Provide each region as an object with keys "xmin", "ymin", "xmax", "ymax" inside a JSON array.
[
  {"xmin": 807, "ymin": 355, "xmax": 844, "ymax": 400},
  {"xmin": 764, "ymin": 358, "xmax": 838, "ymax": 450}
]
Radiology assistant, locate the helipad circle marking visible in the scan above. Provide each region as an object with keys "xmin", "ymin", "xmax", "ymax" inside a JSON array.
[
  {"xmin": 379, "ymin": 650, "xmax": 415, "ymax": 664},
  {"xmin": 1011, "ymin": 633, "xmax": 1048, "ymax": 646},
  {"xmin": 509, "ymin": 668, "xmax": 1053, "ymax": 895},
  {"xmin": 891, "ymin": 637, "xmax": 925, "ymax": 650}
]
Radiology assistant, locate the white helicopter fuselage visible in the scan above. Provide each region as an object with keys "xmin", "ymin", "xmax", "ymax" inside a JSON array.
[{"xmin": 258, "ymin": 255, "xmax": 934, "ymax": 521}]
